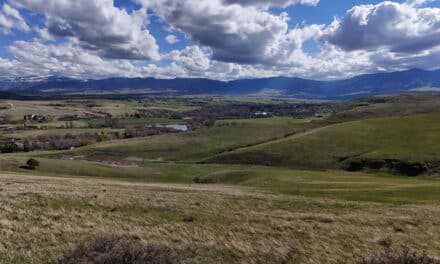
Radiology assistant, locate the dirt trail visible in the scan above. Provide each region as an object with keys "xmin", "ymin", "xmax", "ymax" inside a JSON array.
[{"xmin": 204, "ymin": 124, "xmax": 331, "ymax": 160}]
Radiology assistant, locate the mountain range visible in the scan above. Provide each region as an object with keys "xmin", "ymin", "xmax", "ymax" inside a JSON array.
[{"xmin": 1, "ymin": 69, "xmax": 439, "ymax": 100}]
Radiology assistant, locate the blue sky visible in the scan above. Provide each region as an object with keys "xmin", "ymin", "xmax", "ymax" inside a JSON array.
[{"xmin": 0, "ymin": 0, "xmax": 439, "ymax": 80}]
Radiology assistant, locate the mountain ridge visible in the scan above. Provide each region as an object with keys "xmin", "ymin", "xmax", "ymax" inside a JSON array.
[{"xmin": 1, "ymin": 68, "xmax": 439, "ymax": 100}]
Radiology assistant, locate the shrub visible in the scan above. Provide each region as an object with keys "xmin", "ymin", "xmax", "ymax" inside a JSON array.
[
  {"xmin": 357, "ymin": 247, "xmax": 440, "ymax": 264},
  {"xmin": 26, "ymin": 158, "xmax": 40, "ymax": 169},
  {"xmin": 182, "ymin": 216, "xmax": 194, "ymax": 223},
  {"xmin": 377, "ymin": 237, "xmax": 393, "ymax": 248},
  {"xmin": 192, "ymin": 176, "xmax": 214, "ymax": 184},
  {"xmin": 58, "ymin": 236, "xmax": 181, "ymax": 264},
  {"xmin": 78, "ymin": 137, "xmax": 97, "ymax": 147}
]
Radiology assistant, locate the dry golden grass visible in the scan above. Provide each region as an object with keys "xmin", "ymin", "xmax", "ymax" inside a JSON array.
[{"xmin": 0, "ymin": 173, "xmax": 439, "ymax": 263}]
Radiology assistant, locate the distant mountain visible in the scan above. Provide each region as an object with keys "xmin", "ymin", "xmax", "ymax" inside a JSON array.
[{"xmin": 1, "ymin": 69, "xmax": 439, "ymax": 100}]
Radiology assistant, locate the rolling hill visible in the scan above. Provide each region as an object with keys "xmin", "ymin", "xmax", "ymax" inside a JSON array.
[{"xmin": 205, "ymin": 113, "xmax": 440, "ymax": 175}]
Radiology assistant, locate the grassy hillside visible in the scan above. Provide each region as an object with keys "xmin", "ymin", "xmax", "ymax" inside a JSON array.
[
  {"xmin": 329, "ymin": 93, "xmax": 440, "ymax": 122},
  {"xmin": 207, "ymin": 113, "xmax": 440, "ymax": 174},
  {"xmin": 44, "ymin": 117, "xmax": 317, "ymax": 162},
  {"xmin": 1, "ymin": 170, "xmax": 440, "ymax": 263},
  {"xmin": 2, "ymin": 156, "xmax": 440, "ymax": 204}
]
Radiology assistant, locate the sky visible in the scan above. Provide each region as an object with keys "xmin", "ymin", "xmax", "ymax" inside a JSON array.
[{"xmin": 0, "ymin": 0, "xmax": 438, "ymax": 80}]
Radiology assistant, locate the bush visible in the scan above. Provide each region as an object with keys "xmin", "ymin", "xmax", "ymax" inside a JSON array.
[
  {"xmin": 182, "ymin": 216, "xmax": 194, "ymax": 223},
  {"xmin": 58, "ymin": 236, "xmax": 181, "ymax": 264},
  {"xmin": 357, "ymin": 247, "xmax": 440, "ymax": 264},
  {"xmin": 192, "ymin": 176, "xmax": 214, "ymax": 184},
  {"xmin": 26, "ymin": 158, "xmax": 40, "ymax": 169}
]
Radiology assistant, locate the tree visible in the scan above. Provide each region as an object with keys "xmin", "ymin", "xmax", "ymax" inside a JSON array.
[
  {"xmin": 26, "ymin": 158, "xmax": 40, "ymax": 170},
  {"xmin": 23, "ymin": 139, "xmax": 32, "ymax": 152}
]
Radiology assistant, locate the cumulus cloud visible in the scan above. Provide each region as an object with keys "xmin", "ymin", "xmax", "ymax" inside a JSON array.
[
  {"xmin": 322, "ymin": 1, "xmax": 440, "ymax": 53},
  {"xmin": 6, "ymin": 40, "xmax": 144, "ymax": 78},
  {"xmin": 0, "ymin": 39, "xmax": 192, "ymax": 80},
  {"xmin": 165, "ymin": 34, "xmax": 180, "ymax": 44},
  {"xmin": 165, "ymin": 46, "xmax": 211, "ymax": 71},
  {"xmin": 11, "ymin": 0, "xmax": 160, "ymax": 60},
  {"xmin": 139, "ymin": 0, "xmax": 313, "ymax": 65},
  {"xmin": 34, "ymin": 27, "xmax": 54, "ymax": 41},
  {"xmin": 0, "ymin": 3, "xmax": 29, "ymax": 34},
  {"xmin": 0, "ymin": 0, "xmax": 439, "ymax": 81}
]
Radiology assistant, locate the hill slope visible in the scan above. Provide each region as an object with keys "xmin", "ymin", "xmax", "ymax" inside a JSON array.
[
  {"xmin": 206, "ymin": 113, "xmax": 440, "ymax": 175},
  {"xmin": 45, "ymin": 117, "xmax": 316, "ymax": 162}
]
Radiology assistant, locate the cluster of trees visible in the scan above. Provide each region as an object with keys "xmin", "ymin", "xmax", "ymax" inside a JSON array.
[
  {"xmin": 6, "ymin": 132, "xmax": 122, "ymax": 152},
  {"xmin": 1, "ymin": 125, "xmax": 189, "ymax": 153},
  {"xmin": 173, "ymin": 103, "xmax": 327, "ymax": 121},
  {"xmin": 185, "ymin": 117, "xmax": 216, "ymax": 129},
  {"xmin": 133, "ymin": 109, "xmax": 177, "ymax": 119},
  {"xmin": 0, "ymin": 139, "xmax": 17, "ymax": 153},
  {"xmin": 122, "ymin": 102, "xmax": 327, "ymax": 130}
]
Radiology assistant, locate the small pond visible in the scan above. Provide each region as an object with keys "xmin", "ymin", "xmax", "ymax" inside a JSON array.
[{"xmin": 148, "ymin": 124, "xmax": 188, "ymax": 132}]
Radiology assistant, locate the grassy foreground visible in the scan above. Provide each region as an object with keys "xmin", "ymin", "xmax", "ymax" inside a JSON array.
[{"xmin": 0, "ymin": 172, "xmax": 439, "ymax": 263}]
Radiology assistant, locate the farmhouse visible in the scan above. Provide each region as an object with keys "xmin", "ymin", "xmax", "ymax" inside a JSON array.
[{"xmin": 254, "ymin": 111, "xmax": 268, "ymax": 117}]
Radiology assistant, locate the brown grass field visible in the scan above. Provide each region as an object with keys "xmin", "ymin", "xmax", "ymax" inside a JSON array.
[{"xmin": 0, "ymin": 172, "xmax": 439, "ymax": 263}]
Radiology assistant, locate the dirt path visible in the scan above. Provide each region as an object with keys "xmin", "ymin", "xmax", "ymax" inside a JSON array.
[{"xmin": 203, "ymin": 124, "xmax": 331, "ymax": 160}]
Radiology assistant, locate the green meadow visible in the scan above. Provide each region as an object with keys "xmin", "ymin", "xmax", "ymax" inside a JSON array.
[
  {"xmin": 207, "ymin": 113, "xmax": 440, "ymax": 169},
  {"xmin": 47, "ymin": 116, "xmax": 316, "ymax": 162}
]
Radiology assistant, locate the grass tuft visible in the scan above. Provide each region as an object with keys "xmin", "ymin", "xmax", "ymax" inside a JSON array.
[
  {"xmin": 58, "ymin": 236, "xmax": 181, "ymax": 264},
  {"xmin": 358, "ymin": 247, "xmax": 440, "ymax": 264}
]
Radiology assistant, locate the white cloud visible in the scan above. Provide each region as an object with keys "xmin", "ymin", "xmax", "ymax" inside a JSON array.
[
  {"xmin": 138, "ymin": 0, "xmax": 311, "ymax": 65},
  {"xmin": 165, "ymin": 34, "xmax": 180, "ymax": 44},
  {"xmin": 6, "ymin": 40, "xmax": 140, "ymax": 78},
  {"xmin": 166, "ymin": 46, "xmax": 211, "ymax": 71},
  {"xmin": 0, "ymin": 0, "xmax": 439, "ymax": 82},
  {"xmin": 322, "ymin": 1, "xmax": 440, "ymax": 53},
  {"xmin": 11, "ymin": 0, "xmax": 160, "ymax": 60},
  {"xmin": 34, "ymin": 27, "xmax": 54, "ymax": 41},
  {"xmin": 0, "ymin": 3, "xmax": 29, "ymax": 34},
  {"xmin": 0, "ymin": 39, "xmax": 193, "ymax": 80}
]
